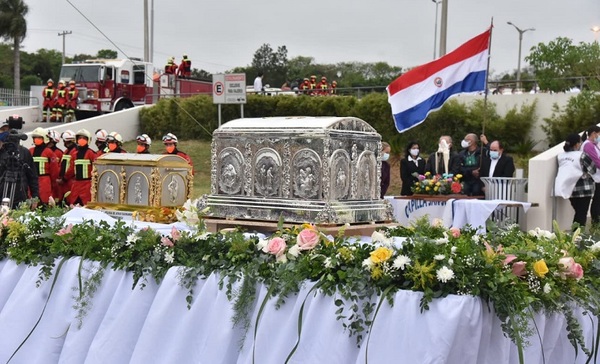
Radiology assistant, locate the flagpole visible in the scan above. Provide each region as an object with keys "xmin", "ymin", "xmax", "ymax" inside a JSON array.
[{"xmin": 482, "ymin": 18, "xmax": 494, "ymax": 136}]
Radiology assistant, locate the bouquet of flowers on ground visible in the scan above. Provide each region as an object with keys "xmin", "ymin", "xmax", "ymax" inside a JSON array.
[{"xmin": 411, "ymin": 172, "xmax": 463, "ymax": 195}]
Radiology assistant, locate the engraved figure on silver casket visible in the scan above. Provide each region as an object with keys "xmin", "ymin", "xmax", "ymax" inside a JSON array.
[
  {"xmin": 168, "ymin": 176, "xmax": 178, "ymax": 203},
  {"xmin": 222, "ymin": 163, "xmax": 237, "ymax": 189},
  {"xmin": 134, "ymin": 176, "xmax": 143, "ymax": 204},
  {"xmin": 104, "ymin": 176, "xmax": 115, "ymax": 202}
]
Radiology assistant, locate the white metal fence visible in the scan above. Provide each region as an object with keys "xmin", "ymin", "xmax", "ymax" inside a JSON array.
[{"xmin": 0, "ymin": 88, "xmax": 37, "ymax": 107}]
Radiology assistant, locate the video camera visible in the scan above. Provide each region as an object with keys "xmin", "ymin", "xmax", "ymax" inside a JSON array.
[
  {"xmin": 5, "ymin": 115, "xmax": 24, "ymax": 130},
  {"xmin": 2, "ymin": 115, "xmax": 27, "ymax": 147}
]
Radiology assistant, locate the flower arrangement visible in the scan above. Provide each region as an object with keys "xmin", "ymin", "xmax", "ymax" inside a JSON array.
[
  {"xmin": 411, "ymin": 171, "xmax": 463, "ymax": 195},
  {"xmin": 1, "ymin": 203, "xmax": 600, "ymax": 363}
]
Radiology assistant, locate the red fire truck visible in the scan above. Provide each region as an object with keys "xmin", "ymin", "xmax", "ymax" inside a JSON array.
[{"xmin": 59, "ymin": 58, "xmax": 212, "ymax": 118}]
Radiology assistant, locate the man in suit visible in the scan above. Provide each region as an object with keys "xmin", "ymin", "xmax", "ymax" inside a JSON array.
[{"xmin": 479, "ymin": 140, "xmax": 515, "ymax": 178}]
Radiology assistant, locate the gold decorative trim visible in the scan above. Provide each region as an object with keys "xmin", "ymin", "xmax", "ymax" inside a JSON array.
[
  {"xmin": 94, "ymin": 159, "xmax": 191, "ymax": 168},
  {"xmin": 90, "ymin": 165, "xmax": 98, "ymax": 202},
  {"xmin": 119, "ymin": 166, "xmax": 126, "ymax": 204},
  {"xmin": 150, "ymin": 167, "xmax": 161, "ymax": 206},
  {"xmin": 187, "ymin": 169, "xmax": 194, "ymax": 200}
]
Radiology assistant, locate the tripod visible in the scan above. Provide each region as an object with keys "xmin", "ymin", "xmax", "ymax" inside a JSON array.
[{"xmin": 0, "ymin": 170, "xmax": 19, "ymax": 209}]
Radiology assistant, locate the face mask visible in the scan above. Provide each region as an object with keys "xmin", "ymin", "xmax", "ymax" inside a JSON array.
[
  {"xmin": 33, "ymin": 138, "xmax": 44, "ymax": 146},
  {"xmin": 595, "ymin": 136, "xmax": 600, "ymax": 144},
  {"xmin": 108, "ymin": 142, "xmax": 117, "ymax": 151},
  {"xmin": 461, "ymin": 140, "xmax": 470, "ymax": 149},
  {"xmin": 489, "ymin": 151, "xmax": 500, "ymax": 160},
  {"xmin": 382, "ymin": 153, "xmax": 389, "ymax": 161},
  {"xmin": 165, "ymin": 145, "xmax": 175, "ymax": 153},
  {"xmin": 77, "ymin": 139, "xmax": 88, "ymax": 147},
  {"xmin": 410, "ymin": 149, "xmax": 419, "ymax": 157},
  {"xmin": 136, "ymin": 145, "xmax": 146, "ymax": 153}
]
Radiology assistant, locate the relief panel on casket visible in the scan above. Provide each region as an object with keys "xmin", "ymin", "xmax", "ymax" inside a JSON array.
[
  {"xmin": 254, "ymin": 148, "xmax": 281, "ymax": 197},
  {"xmin": 162, "ymin": 173, "xmax": 188, "ymax": 206},
  {"xmin": 97, "ymin": 170, "xmax": 122, "ymax": 204},
  {"xmin": 329, "ymin": 149, "xmax": 350, "ymax": 200},
  {"xmin": 218, "ymin": 147, "xmax": 244, "ymax": 195},
  {"xmin": 292, "ymin": 148, "xmax": 321, "ymax": 200},
  {"xmin": 126, "ymin": 172, "xmax": 150, "ymax": 206}
]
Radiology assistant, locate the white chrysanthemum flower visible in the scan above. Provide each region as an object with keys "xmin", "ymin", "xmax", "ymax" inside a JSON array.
[
  {"xmin": 451, "ymin": 246, "xmax": 457, "ymax": 254},
  {"xmin": 256, "ymin": 238, "xmax": 268, "ymax": 251},
  {"xmin": 126, "ymin": 233, "xmax": 139, "ymax": 247},
  {"xmin": 164, "ymin": 251, "xmax": 175, "ymax": 264},
  {"xmin": 436, "ymin": 266, "xmax": 455, "ymax": 283},
  {"xmin": 362, "ymin": 258, "xmax": 374, "ymax": 270},
  {"xmin": 471, "ymin": 235, "xmax": 480, "ymax": 243},
  {"xmin": 96, "ymin": 236, "xmax": 102, "ymax": 241},
  {"xmin": 435, "ymin": 234, "xmax": 449, "ymax": 245},
  {"xmin": 288, "ymin": 244, "xmax": 300, "ymax": 258},
  {"xmin": 392, "ymin": 255, "xmax": 411, "ymax": 270},
  {"xmin": 434, "ymin": 254, "xmax": 445, "ymax": 261},
  {"xmin": 371, "ymin": 230, "xmax": 393, "ymax": 246},
  {"xmin": 590, "ymin": 242, "xmax": 600, "ymax": 252},
  {"xmin": 324, "ymin": 257, "xmax": 333, "ymax": 269},
  {"xmin": 448, "ymin": 258, "xmax": 454, "ymax": 266},
  {"xmin": 543, "ymin": 283, "xmax": 551, "ymax": 294}
]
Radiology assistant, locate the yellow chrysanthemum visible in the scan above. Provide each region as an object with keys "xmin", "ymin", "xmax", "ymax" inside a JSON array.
[{"xmin": 370, "ymin": 247, "xmax": 393, "ymax": 264}]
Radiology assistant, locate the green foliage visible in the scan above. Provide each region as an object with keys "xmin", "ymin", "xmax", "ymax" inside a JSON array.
[
  {"xmin": 96, "ymin": 49, "xmax": 117, "ymax": 59},
  {"xmin": 543, "ymin": 91, "xmax": 600, "ymax": 147},
  {"xmin": 526, "ymin": 37, "xmax": 600, "ymax": 92}
]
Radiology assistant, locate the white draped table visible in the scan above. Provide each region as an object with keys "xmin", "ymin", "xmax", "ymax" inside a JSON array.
[{"xmin": 0, "ymin": 258, "xmax": 594, "ymax": 364}]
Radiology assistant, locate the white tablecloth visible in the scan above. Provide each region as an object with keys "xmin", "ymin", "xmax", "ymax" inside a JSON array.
[
  {"xmin": 452, "ymin": 199, "xmax": 532, "ymax": 233},
  {"xmin": 0, "ymin": 258, "xmax": 594, "ymax": 364}
]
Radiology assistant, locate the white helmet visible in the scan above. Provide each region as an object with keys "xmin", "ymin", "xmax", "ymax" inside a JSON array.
[
  {"xmin": 76, "ymin": 129, "xmax": 92, "ymax": 140},
  {"xmin": 162, "ymin": 133, "xmax": 178, "ymax": 144},
  {"xmin": 47, "ymin": 130, "xmax": 60, "ymax": 143},
  {"xmin": 95, "ymin": 129, "xmax": 108, "ymax": 142},
  {"xmin": 107, "ymin": 131, "xmax": 123, "ymax": 143},
  {"xmin": 31, "ymin": 127, "xmax": 49, "ymax": 143},
  {"xmin": 61, "ymin": 130, "xmax": 76, "ymax": 141},
  {"xmin": 136, "ymin": 134, "xmax": 152, "ymax": 146}
]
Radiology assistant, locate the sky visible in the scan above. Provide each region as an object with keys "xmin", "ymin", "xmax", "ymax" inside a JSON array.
[{"xmin": 22, "ymin": 0, "xmax": 600, "ymax": 79}]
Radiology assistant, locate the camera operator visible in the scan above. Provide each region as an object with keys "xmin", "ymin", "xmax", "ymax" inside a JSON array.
[{"xmin": 0, "ymin": 116, "xmax": 39, "ymax": 209}]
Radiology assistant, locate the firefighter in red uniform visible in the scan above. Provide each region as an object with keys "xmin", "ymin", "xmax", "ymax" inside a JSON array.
[
  {"xmin": 94, "ymin": 129, "xmax": 108, "ymax": 155},
  {"xmin": 65, "ymin": 80, "xmax": 79, "ymax": 123},
  {"xmin": 105, "ymin": 132, "xmax": 127, "ymax": 153},
  {"xmin": 177, "ymin": 54, "xmax": 192, "ymax": 78},
  {"xmin": 162, "ymin": 133, "xmax": 193, "ymax": 171},
  {"xmin": 42, "ymin": 79, "xmax": 56, "ymax": 122},
  {"xmin": 317, "ymin": 76, "xmax": 329, "ymax": 96},
  {"xmin": 65, "ymin": 129, "xmax": 97, "ymax": 206},
  {"xmin": 300, "ymin": 78, "xmax": 311, "ymax": 95},
  {"xmin": 29, "ymin": 127, "xmax": 59, "ymax": 205},
  {"xmin": 136, "ymin": 134, "xmax": 152, "ymax": 154},
  {"xmin": 309, "ymin": 75, "xmax": 317, "ymax": 95},
  {"xmin": 330, "ymin": 80, "xmax": 338, "ymax": 95},
  {"xmin": 46, "ymin": 130, "xmax": 64, "ymax": 201},
  {"xmin": 52, "ymin": 80, "xmax": 68, "ymax": 123},
  {"xmin": 165, "ymin": 57, "xmax": 178, "ymax": 75},
  {"xmin": 57, "ymin": 130, "xmax": 76, "ymax": 204}
]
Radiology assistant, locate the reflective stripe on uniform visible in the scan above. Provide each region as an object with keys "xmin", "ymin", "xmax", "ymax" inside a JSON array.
[
  {"xmin": 75, "ymin": 159, "xmax": 91, "ymax": 179},
  {"xmin": 32, "ymin": 156, "xmax": 49, "ymax": 175}
]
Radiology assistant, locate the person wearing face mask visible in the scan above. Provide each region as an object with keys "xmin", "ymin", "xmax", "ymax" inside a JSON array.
[
  {"xmin": 136, "ymin": 134, "xmax": 152, "ymax": 154},
  {"xmin": 380, "ymin": 142, "xmax": 392, "ymax": 198},
  {"xmin": 29, "ymin": 127, "xmax": 59, "ymax": 205},
  {"xmin": 162, "ymin": 133, "xmax": 194, "ymax": 172},
  {"xmin": 400, "ymin": 141, "xmax": 426, "ymax": 196},
  {"xmin": 554, "ymin": 133, "xmax": 595, "ymax": 229},
  {"xmin": 479, "ymin": 140, "xmax": 515, "ymax": 178},
  {"xmin": 458, "ymin": 133, "xmax": 484, "ymax": 196},
  {"xmin": 104, "ymin": 132, "xmax": 127, "ymax": 153},
  {"xmin": 425, "ymin": 135, "xmax": 461, "ymax": 176},
  {"xmin": 94, "ymin": 129, "xmax": 108, "ymax": 156},
  {"xmin": 64, "ymin": 129, "xmax": 97, "ymax": 206},
  {"xmin": 581, "ymin": 125, "xmax": 600, "ymax": 225},
  {"xmin": 57, "ymin": 130, "xmax": 76, "ymax": 203}
]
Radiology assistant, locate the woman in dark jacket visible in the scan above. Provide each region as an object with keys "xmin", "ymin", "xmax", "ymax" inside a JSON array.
[{"xmin": 400, "ymin": 141, "xmax": 426, "ymax": 196}]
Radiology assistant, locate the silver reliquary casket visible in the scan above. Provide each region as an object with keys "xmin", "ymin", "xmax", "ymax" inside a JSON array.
[
  {"xmin": 203, "ymin": 116, "xmax": 394, "ymax": 224},
  {"xmin": 90, "ymin": 153, "xmax": 193, "ymax": 209}
]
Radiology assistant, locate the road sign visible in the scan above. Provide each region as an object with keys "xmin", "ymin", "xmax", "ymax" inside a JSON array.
[{"xmin": 212, "ymin": 73, "xmax": 246, "ymax": 104}]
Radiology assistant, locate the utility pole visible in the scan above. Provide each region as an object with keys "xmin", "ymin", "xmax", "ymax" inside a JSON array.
[
  {"xmin": 432, "ymin": 0, "xmax": 441, "ymax": 59},
  {"xmin": 144, "ymin": 0, "xmax": 149, "ymax": 62},
  {"xmin": 58, "ymin": 30, "xmax": 72, "ymax": 64},
  {"xmin": 439, "ymin": 0, "xmax": 448, "ymax": 57},
  {"xmin": 507, "ymin": 22, "xmax": 535, "ymax": 90}
]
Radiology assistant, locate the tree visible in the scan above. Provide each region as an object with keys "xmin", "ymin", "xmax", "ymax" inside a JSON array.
[
  {"xmin": 526, "ymin": 37, "xmax": 600, "ymax": 92},
  {"xmin": 0, "ymin": 0, "xmax": 29, "ymax": 91},
  {"xmin": 251, "ymin": 43, "xmax": 288, "ymax": 88},
  {"xmin": 96, "ymin": 49, "xmax": 118, "ymax": 59}
]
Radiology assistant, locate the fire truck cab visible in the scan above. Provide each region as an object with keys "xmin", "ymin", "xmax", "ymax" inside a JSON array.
[{"xmin": 59, "ymin": 58, "xmax": 153, "ymax": 116}]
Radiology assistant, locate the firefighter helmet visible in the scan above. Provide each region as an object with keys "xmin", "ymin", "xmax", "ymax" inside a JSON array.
[
  {"xmin": 58, "ymin": 80, "xmax": 65, "ymax": 86},
  {"xmin": 332, "ymin": 80, "xmax": 337, "ymax": 85},
  {"xmin": 69, "ymin": 80, "xmax": 75, "ymax": 85},
  {"xmin": 47, "ymin": 78, "xmax": 54, "ymax": 84},
  {"xmin": 321, "ymin": 76, "xmax": 327, "ymax": 81},
  {"xmin": 162, "ymin": 133, "xmax": 178, "ymax": 144},
  {"xmin": 61, "ymin": 130, "xmax": 76, "ymax": 141},
  {"xmin": 95, "ymin": 129, "xmax": 108, "ymax": 142},
  {"xmin": 76, "ymin": 129, "xmax": 91, "ymax": 140},
  {"xmin": 107, "ymin": 131, "xmax": 123, "ymax": 144},
  {"xmin": 32, "ymin": 127, "xmax": 49, "ymax": 144},
  {"xmin": 310, "ymin": 75, "xmax": 316, "ymax": 79},
  {"xmin": 47, "ymin": 130, "xmax": 60, "ymax": 143},
  {"xmin": 136, "ymin": 134, "xmax": 152, "ymax": 146}
]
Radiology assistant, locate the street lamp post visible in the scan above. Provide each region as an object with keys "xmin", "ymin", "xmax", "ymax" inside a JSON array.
[
  {"xmin": 432, "ymin": 0, "xmax": 441, "ymax": 59},
  {"xmin": 507, "ymin": 22, "xmax": 535, "ymax": 91}
]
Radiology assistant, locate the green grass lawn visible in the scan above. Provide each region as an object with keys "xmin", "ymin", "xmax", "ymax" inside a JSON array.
[{"xmin": 122, "ymin": 139, "xmax": 212, "ymax": 198}]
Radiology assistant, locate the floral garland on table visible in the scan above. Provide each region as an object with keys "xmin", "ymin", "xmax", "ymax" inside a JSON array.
[
  {"xmin": 411, "ymin": 172, "xmax": 463, "ymax": 195},
  {"xmin": 1, "ymin": 203, "xmax": 600, "ymax": 362}
]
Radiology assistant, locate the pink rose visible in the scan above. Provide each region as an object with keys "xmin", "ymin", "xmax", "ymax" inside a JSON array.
[
  {"xmin": 568, "ymin": 263, "xmax": 584, "ymax": 280},
  {"xmin": 296, "ymin": 228, "xmax": 320, "ymax": 250},
  {"xmin": 56, "ymin": 223, "xmax": 73, "ymax": 236},
  {"xmin": 558, "ymin": 257, "xmax": 574, "ymax": 271},
  {"xmin": 512, "ymin": 261, "xmax": 527, "ymax": 277},
  {"xmin": 264, "ymin": 237, "xmax": 286, "ymax": 257},
  {"xmin": 449, "ymin": 227, "xmax": 461, "ymax": 238},
  {"xmin": 171, "ymin": 226, "xmax": 181, "ymax": 241},
  {"xmin": 161, "ymin": 236, "xmax": 174, "ymax": 247}
]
